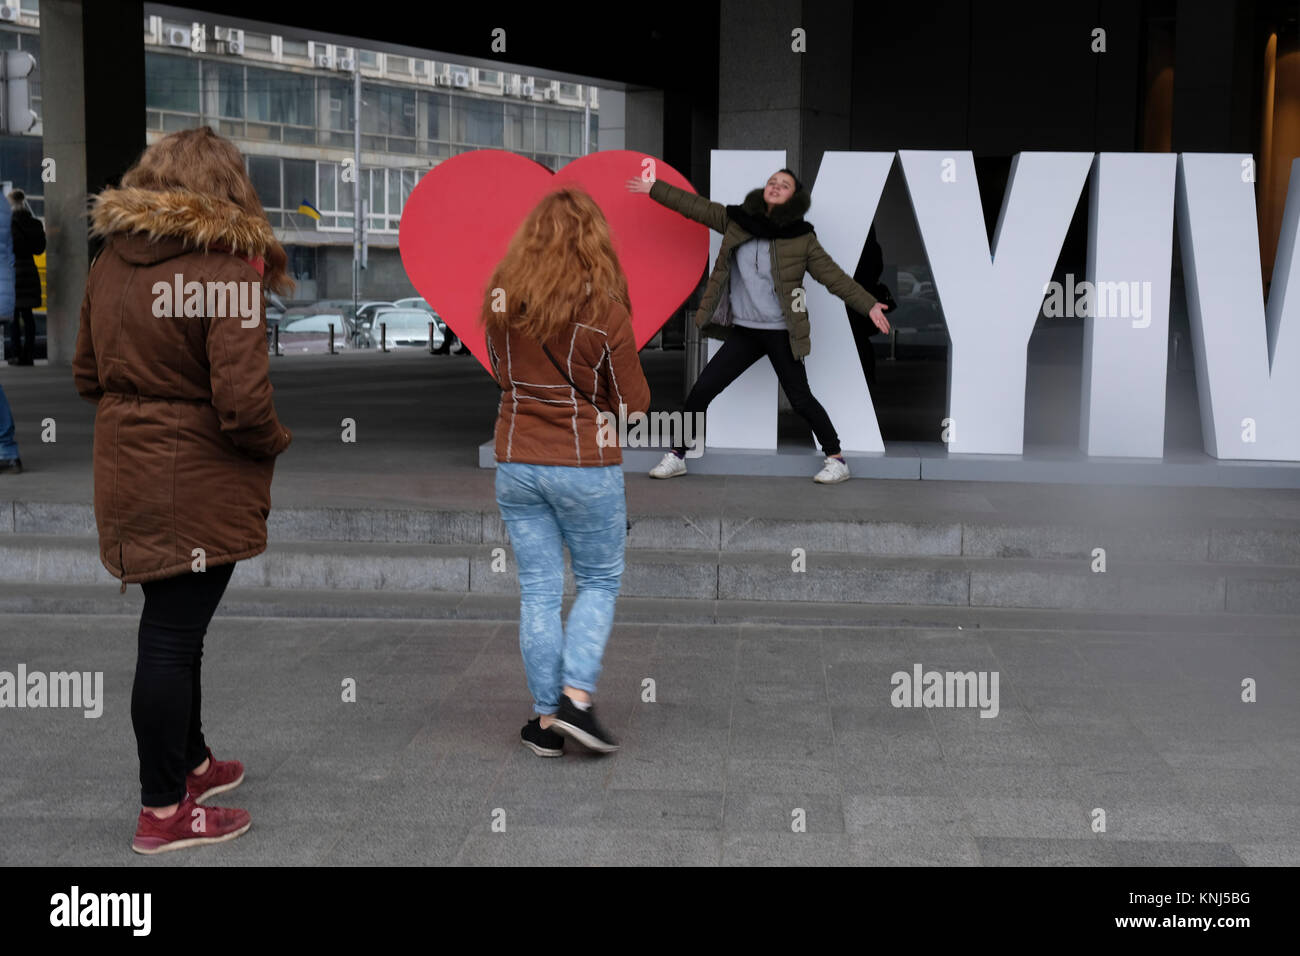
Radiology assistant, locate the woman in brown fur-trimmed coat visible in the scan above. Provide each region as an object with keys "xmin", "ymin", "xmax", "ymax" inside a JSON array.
[{"xmin": 73, "ymin": 126, "xmax": 293, "ymax": 854}]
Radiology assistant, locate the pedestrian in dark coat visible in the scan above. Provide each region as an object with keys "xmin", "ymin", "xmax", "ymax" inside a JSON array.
[
  {"xmin": 74, "ymin": 125, "xmax": 293, "ymax": 854},
  {"xmin": 7, "ymin": 188, "xmax": 43, "ymax": 365}
]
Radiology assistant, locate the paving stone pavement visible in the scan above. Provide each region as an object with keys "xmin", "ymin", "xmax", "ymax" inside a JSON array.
[{"xmin": 1, "ymin": 613, "xmax": 1297, "ymax": 866}]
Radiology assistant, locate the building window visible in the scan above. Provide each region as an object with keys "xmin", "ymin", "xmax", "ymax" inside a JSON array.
[
  {"xmin": 540, "ymin": 106, "xmax": 579, "ymax": 155},
  {"xmin": 323, "ymin": 77, "xmax": 353, "ymax": 132},
  {"xmin": 284, "ymin": 158, "xmax": 315, "ymax": 225},
  {"xmin": 145, "ymin": 52, "xmax": 199, "ymax": 114},
  {"xmin": 248, "ymin": 154, "xmax": 281, "ymax": 210},
  {"xmin": 455, "ymin": 96, "xmax": 503, "ymax": 147},
  {"xmin": 287, "ymin": 245, "xmax": 317, "ymax": 281},
  {"xmin": 359, "ymin": 50, "xmax": 378, "ymax": 68},
  {"xmin": 317, "ymin": 160, "xmax": 354, "ymax": 229},
  {"xmin": 478, "ymin": 69, "xmax": 499, "ymax": 83},
  {"xmin": 362, "ymin": 83, "xmax": 415, "ymax": 139},
  {"xmin": 426, "ymin": 91, "xmax": 449, "ymax": 141},
  {"xmin": 388, "ymin": 55, "xmax": 409, "ymax": 74},
  {"xmin": 246, "ymin": 66, "xmax": 314, "ymax": 126},
  {"xmin": 505, "ymin": 102, "xmax": 532, "ymax": 151},
  {"xmin": 243, "ymin": 32, "xmax": 272, "ymax": 53},
  {"xmin": 282, "ymin": 38, "xmax": 309, "ymax": 59},
  {"xmin": 211, "ymin": 62, "xmax": 243, "ymax": 118},
  {"xmin": 559, "ymin": 82, "xmax": 578, "ymax": 98},
  {"xmin": 0, "ymin": 135, "xmax": 44, "ymax": 204}
]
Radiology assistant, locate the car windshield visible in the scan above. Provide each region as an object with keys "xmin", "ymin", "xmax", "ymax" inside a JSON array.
[
  {"xmin": 373, "ymin": 310, "xmax": 434, "ymax": 332},
  {"xmin": 281, "ymin": 314, "xmax": 344, "ymax": 333}
]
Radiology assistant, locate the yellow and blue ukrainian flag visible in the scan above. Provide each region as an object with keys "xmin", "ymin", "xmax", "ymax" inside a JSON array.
[{"xmin": 297, "ymin": 200, "xmax": 322, "ymax": 221}]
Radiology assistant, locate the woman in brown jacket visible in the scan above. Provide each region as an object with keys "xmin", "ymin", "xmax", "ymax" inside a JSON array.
[
  {"xmin": 73, "ymin": 126, "xmax": 293, "ymax": 853},
  {"xmin": 481, "ymin": 186, "xmax": 650, "ymax": 757}
]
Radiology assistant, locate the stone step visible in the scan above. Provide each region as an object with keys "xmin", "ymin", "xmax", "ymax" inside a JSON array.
[
  {"xmin": 5, "ymin": 500, "xmax": 1300, "ymax": 564},
  {"xmin": 4, "ymin": 534, "xmax": 1300, "ymax": 614},
  {"xmin": 1, "ymin": 583, "xmax": 1297, "ymax": 633}
]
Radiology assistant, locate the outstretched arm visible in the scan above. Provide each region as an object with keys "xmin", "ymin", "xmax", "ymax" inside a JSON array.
[
  {"xmin": 806, "ymin": 235, "xmax": 891, "ymax": 333},
  {"xmin": 627, "ymin": 177, "xmax": 729, "ymax": 234}
]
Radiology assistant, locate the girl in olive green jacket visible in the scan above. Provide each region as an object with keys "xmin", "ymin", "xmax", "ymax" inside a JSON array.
[{"xmin": 627, "ymin": 169, "xmax": 890, "ymax": 483}]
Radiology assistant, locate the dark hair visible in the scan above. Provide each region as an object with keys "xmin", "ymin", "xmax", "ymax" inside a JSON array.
[
  {"xmin": 776, "ymin": 168, "xmax": 803, "ymax": 192},
  {"xmin": 9, "ymin": 188, "xmax": 24, "ymax": 202}
]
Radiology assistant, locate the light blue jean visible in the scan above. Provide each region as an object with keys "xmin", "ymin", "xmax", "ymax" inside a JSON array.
[
  {"xmin": 0, "ymin": 383, "xmax": 18, "ymax": 460},
  {"xmin": 495, "ymin": 461, "xmax": 627, "ymax": 715}
]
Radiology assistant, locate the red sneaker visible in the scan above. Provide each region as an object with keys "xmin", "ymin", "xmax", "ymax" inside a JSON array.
[
  {"xmin": 186, "ymin": 747, "xmax": 244, "ymax": 804},
  {"xmin": 131, "ymin": 793, "xmax": 251, "ymax": 855}
]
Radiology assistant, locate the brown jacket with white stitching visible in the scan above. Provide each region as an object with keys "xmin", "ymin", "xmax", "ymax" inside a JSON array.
[{"xmin": 486, "ymin": 294, "xmax": 650, "ymax": 467}]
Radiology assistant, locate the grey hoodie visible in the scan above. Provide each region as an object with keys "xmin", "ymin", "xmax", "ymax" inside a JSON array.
[{"xmin": 728, "ymin": 237, "xmax": 786, "ymax": 329}]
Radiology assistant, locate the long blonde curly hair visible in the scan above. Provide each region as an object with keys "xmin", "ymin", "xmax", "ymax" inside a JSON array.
[{"xmin": 479, "ymin": 185, "xmax": 630, "ymax": 341}]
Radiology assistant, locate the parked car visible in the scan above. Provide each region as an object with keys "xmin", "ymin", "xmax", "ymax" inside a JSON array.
[
  {"xmin": 264, "ymin": 290, "xmax": 288, "ymax": 330},
  {"xmin": 393, "ymin": 296, "xmax": 467, "ymax": 355},
  {"xmin": 368, "ymin": 308, "xmax": 445, "ymax": 350},
  {"xmin": 348, "ymin": 301, "xmax": 397, "ymax": 347},
  {"xmin": 276, "ymin": 299, "xmax": 346, "ymax": 334},
  {"xmin": 276, "ymin": 313, "xmax": 349, "ymax": 353}
]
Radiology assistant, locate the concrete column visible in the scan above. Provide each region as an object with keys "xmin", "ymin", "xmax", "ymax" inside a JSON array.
[
  {"xmin": 715, "ymin": 0, "xmax": 854, "ymax": 410},
  {"xmin": 40, "ymin": 0, "xmax": 145, "ymax": 366},
  {"xmin": 594, "ymin": 87, "xmax": 665, "ymax": 157},
  {"xmin": 717, "ymin": 0, "xmax": 853, "ymax": 184},
  {"xmin": 624, "ymin": 88, "xmax": 664, "ymax": 157},
  {"xmin": 597, "ymin": 88, "xmax": 625, "ymax": 150}
]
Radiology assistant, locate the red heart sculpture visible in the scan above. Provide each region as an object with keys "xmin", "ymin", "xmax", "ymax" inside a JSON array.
[{"xmin": 398, "ymin": 149, "xmax": 708, "ymax": 373}]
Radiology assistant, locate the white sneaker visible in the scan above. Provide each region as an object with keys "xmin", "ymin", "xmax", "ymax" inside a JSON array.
[
  {"xmin": 649, "ymin": 452, "xmax": 687, "ymax": 479},
  {"xmin": 814, "ymin": 455, "xmax": 850, "ymax": 483}
]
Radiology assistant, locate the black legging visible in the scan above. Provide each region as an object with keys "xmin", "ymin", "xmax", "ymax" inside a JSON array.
[
  {"xmin": 675, "ymin": 324, "xmax": 841, "ymax": 457},
  {"xmin": 132, "ymin": 562, "xmax": 236, "ymax": 807},
  {"xmin": 8, "ymin": 308, "xmax": 34, "ymax": 363}
]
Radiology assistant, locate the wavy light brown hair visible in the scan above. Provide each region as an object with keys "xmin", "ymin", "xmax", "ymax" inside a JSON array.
[
  {"xmin": 113, "ymin": 126, "xmax": 293, "ymax": 295},
  {"xmin": 479, "ymin": 185, "xmax": 630, "ymax": 341}
]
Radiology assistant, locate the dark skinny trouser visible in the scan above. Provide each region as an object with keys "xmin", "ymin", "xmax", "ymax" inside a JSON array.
[
  {"xmin": 674, "ymin": 324, "xmax": 841, "ymax": 457},
  {"xmin": 132, "ymin": 563, "xmax": 235, "ymax": 807},
  {"xmin": 8, "ymin": 308, "xmax": 35, "ymax": 363}
]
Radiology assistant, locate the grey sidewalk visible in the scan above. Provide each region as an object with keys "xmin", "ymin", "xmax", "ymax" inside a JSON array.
[{"xmin": 1, "ymin": 613, "xmax": 1297, "ymax": 866}]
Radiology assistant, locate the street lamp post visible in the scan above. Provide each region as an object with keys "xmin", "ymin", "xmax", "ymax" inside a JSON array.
[{"xmin": 352, "ymin": 52, "xmax": 361, "ymax": 332}]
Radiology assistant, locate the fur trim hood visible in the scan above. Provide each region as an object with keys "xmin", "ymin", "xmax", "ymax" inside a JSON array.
[
  {"xmin": 740, "ymin": 185, "xmax": 810, "ymax": 224},
  {"xmin": 88, "ymin": 186, "xmax": 279, "ymax": 259},
  {"xmin": 726, "ymin": 186, "xmax": 814, "ymax": 238}
]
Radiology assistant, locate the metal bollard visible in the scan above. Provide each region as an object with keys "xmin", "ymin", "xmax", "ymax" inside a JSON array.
[
  {"xmin": 273, "ymin": 324, "xmax": 281, "ymax": 356},
  {"xmin": 428, "ymin": 321, "xmax": 436, "ymax": 354},
  {"xmin": 329, "ymin": 322, "xmax": 336, "ymax": 355},
  {"xmin": 887, "ymin": 327, "xmax": 897, "ymax": 362},
  {"xmin": 380, "ymin": 322, "xmax": 388, "ymax": 353}
]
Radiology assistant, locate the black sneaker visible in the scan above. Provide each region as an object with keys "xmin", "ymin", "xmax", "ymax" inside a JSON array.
[
  {"xmin": 520, "ymin": 717, "xmax": 565, "ymax": 757},
  {"xmin": 550, "ymin": 694, "xmax": 619, "ymax": 753},
  {"xmin": 0, "ymin": 458, "xmax": 21, "ymax": 475}
]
